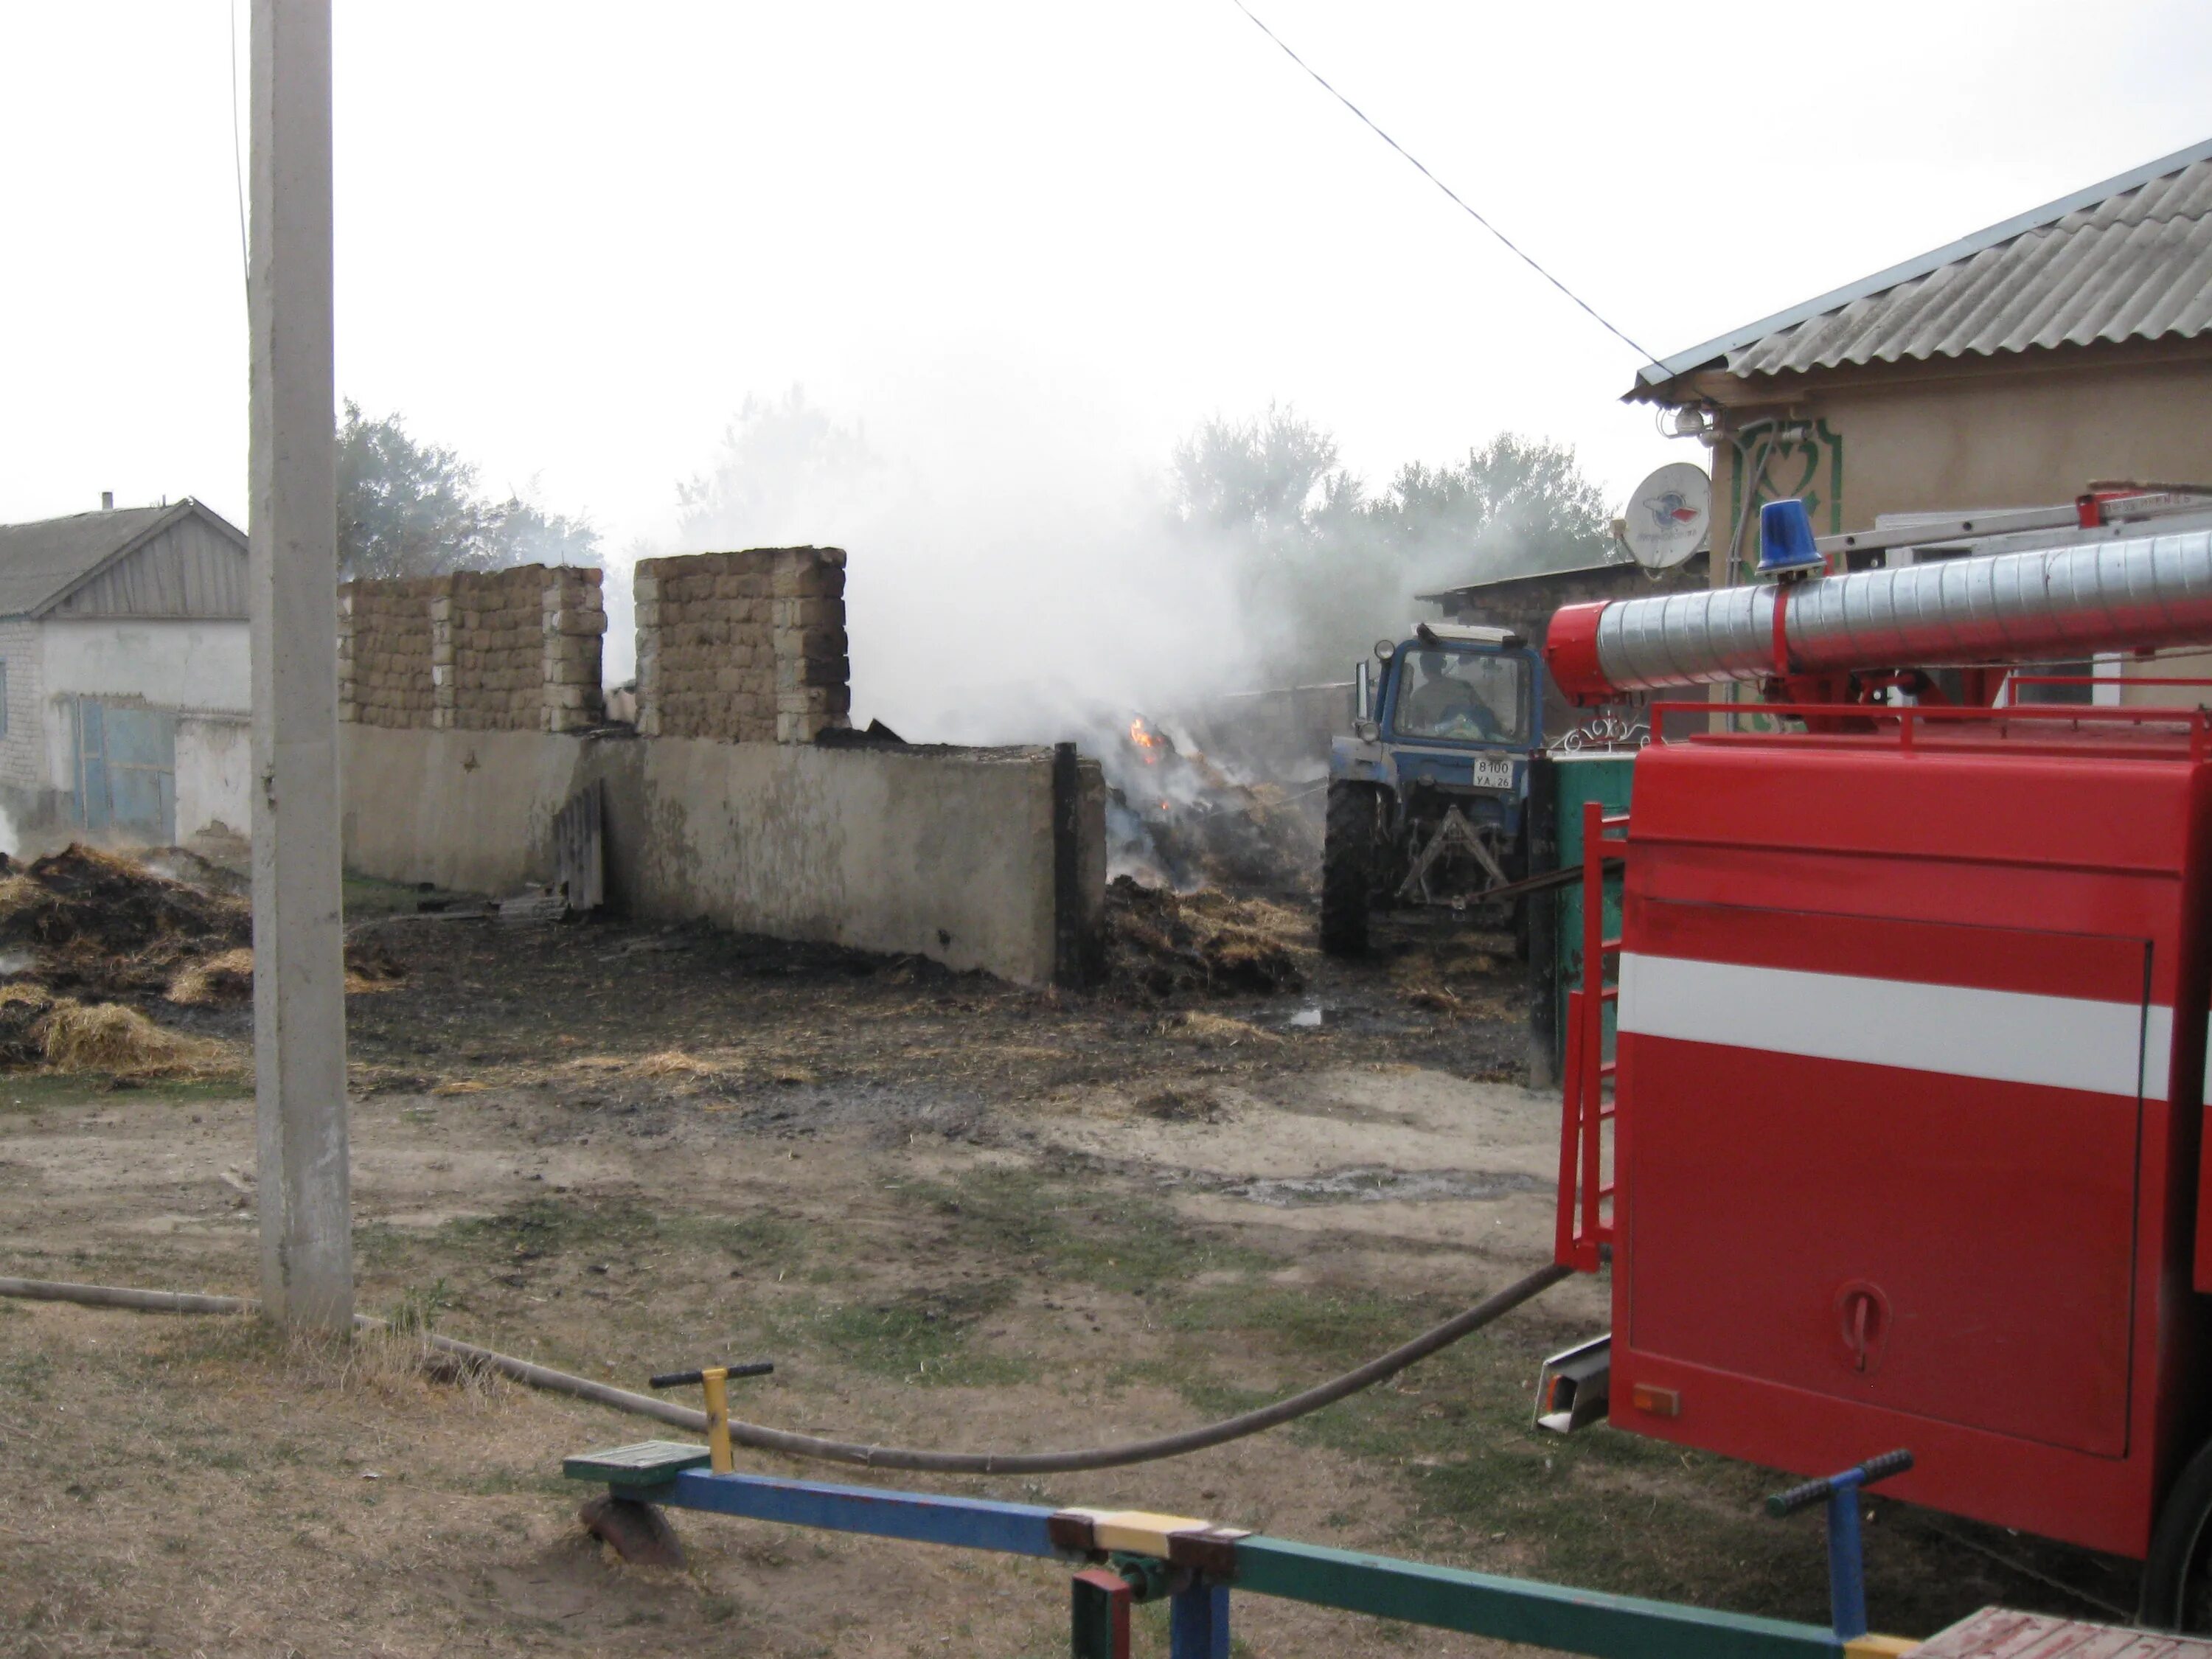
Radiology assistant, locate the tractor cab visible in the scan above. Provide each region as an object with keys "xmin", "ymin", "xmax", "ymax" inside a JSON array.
[{"xmin": 1323, "ymin": 624, "xmax": 1548, "ymax": 956}]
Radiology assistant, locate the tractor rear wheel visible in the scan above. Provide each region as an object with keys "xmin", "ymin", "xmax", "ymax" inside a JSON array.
[{"xmin": 1321, "ymin": 782, "xmax": 1383, "ymax": 957}]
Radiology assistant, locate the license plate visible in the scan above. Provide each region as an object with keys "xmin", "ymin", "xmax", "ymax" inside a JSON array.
[{"xmin": 1469, "ymin": 755, "xmax": 1514, "ymax": 790}]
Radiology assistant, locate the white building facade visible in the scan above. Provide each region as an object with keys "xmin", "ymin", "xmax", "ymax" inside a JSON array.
[{"xmin": 0, "ymin": 500, "xmax": 251, "ymax": 849}]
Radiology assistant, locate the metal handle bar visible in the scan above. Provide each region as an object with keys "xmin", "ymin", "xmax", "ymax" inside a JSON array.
[
  {"xmin": 1766, "ymin": 1449, "xmax": 1913, "ymax": 1517},
  {"xmin": 649, "ymin": 1362, "xmax": 774, "ymax": 1389}
]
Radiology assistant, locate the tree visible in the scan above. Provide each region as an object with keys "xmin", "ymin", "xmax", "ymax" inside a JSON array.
[
  {"xmin": 1169, "ymin": 403, "xmax": 1346, "ymax": 545},
  {"xmin": 677, "ymin": 386, "xmax": 878, "ymax": 549},
  {"xmin": 335, "ymin": 402, "xmax": 600, "ymax": 580},
  {"xmin": 1166, "ymin": 410, "xmax": 1618, "ymax": 682},
  {"xmin": 1371, "ymin": 434, "xmax": 1615, "ymax": 582}
]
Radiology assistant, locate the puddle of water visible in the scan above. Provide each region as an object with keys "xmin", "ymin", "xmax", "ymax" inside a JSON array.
[{"xmin": 1206, "ymin": 1165, "xmax": 1549, "ymax": 1206}]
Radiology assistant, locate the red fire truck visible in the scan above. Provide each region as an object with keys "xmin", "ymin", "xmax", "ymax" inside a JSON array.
[{"xmin": 1537, "ymin": 492, "xmax": 2212, "ymax": 1627}]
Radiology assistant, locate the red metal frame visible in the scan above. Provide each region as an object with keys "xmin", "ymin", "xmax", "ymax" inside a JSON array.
[
  {"xmin": 2001, "ymin": 674, "xmax": 2212, "ymax": 704},
  {"xmin": 1556, "ymin": 800, "xmax": 1628, "ymax": 1273},
  {"xmin": 1648, "ymin": 698, "xmax": 2212, "ymax": 759}
]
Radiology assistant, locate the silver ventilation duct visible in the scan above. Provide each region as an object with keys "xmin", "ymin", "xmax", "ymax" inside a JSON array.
[{"xmin": 1576, "ymin": 529, "xmax": 2212, "ymax": 696}]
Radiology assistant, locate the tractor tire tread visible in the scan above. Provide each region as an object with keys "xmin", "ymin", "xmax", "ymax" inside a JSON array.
[{"xmin": 1321, "ymin": 782, "xmax": 1380, "ymax": 958}]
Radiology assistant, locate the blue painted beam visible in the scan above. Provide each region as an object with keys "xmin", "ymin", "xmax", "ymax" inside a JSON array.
[
  {"xmin": 1231, "ymin": 1537, "xmax": 1837, "ymax": 1659},
  {"xmin": 657, "ymin": 1470, "xmax": 1066, "ymax": 1559},
  {"xmin": 605, "ymin": 1464, "xmax": 1845, "ymax": 1659}
]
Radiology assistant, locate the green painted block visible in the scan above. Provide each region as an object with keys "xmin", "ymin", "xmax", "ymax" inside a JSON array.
[
  {"xmin": 562, "ymin": 1440, "xmax": 710, "ymax": 1485},
  {"xmin": 1231, "ymin": 1537, "xmax": 1835, "ymax": 1659},
  {"xmin": 1553, "ymin": 753, "xmax": 1635, "ymax": 1071}
]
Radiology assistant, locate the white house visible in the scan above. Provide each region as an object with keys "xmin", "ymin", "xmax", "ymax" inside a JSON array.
[{"xmin": 0, "ymin": 498, "xmax": 251, "ymax": 850}]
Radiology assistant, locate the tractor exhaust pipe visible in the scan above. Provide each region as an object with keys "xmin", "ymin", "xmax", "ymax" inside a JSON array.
[{"xmin": 1545, "ymin": 528, "xmax": 2212, "ymax": 703}]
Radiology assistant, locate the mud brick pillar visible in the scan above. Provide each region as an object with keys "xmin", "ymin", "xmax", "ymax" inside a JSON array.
[
  {"xmin": 542, "ymin": 566, "xmax": 607, "ymax": 731},
  {"xmin": 632, "ymin": 560, "xmax": 665, "ymax": 737},
  {"xmin": 427, "ymin": 576, "xmax": 456, "ymax": 728},
  {"xmin": 771, "ymin": 547, "xmax": 849, "ymax": 743},
  {"xmin": 633, "ymin": 547, "xmax": 847, "ymax": 743},
  {"xmin": 335, "ymin": 582, "xmax": 355, "ymax": 723},
  {"xmin": 248, "ymin": 0, "xmax": 352, "ymax": 1331}
]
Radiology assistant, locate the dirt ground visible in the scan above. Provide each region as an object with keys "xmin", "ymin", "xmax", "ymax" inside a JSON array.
[{"xmin": 0, "ymin": 886, "xmax": 2145, "ymax": 1657}]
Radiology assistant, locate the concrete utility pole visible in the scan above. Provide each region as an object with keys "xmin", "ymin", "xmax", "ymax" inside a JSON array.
[{"xmin": 248, "ymin": 0, "xmax": 352, "ymax": 1329}]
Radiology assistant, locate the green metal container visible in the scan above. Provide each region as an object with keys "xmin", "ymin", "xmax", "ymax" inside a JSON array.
[{"xmin": 1551, "ymin": 752, "xmax": 1634, "ymax": 1074}]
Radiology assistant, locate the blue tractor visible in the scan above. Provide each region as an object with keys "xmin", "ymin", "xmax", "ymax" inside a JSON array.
[{"xmin": 1322, "ymin": 622, "xmax": 1547, "ymax": 956}]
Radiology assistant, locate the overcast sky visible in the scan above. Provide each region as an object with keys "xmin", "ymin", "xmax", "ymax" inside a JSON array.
[{"xmin": 2, "ymin": 3, "xmax": 2209, "ymax": 720}]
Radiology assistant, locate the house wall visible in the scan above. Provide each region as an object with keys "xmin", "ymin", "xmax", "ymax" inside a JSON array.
[
  {"xmin": 340, "ymin": 725, "xmax": 1103, "ymax": 987},
  {"xmin": 175, "ymin": 715, "xmax": 251, "ymax": 849},
  {"xmin": 20, "ymin": 618, "xmax": 250, "ymax": 844},
  {"xmin": 1711, "ymin": 346, "xmax": 2212, "ymax": 553},
  {"xmin": 0, "ymin": 621, "xmax": 48, "ymax": 798},
  {"xmin": 39, "ymin": 618, "xmax": 251, "ymax": 711},
  {"xmin": 1705, "ymin": 341, "xmax": 2212, "ymax": 688}
]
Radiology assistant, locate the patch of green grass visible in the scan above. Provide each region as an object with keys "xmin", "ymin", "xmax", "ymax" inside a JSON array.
[
  {"xmin": 1110, "ymin": 1272, "xmax": 1848, "ymax": 1625},
  {"xmin": 442, "ymin": 1195, "xmax": 806, "ymax": 1270},
  {"xmin": 896, "ymin": 1166, "xmax": 1263, "ymax": 1296},
  {"xmin": 120, "ymin": 1076, "xmax": 251, "ymax": 1102},
  {"xmin": 343, "ymin": 871, "xmax": 462, "ymax": 918},
  {"xmin": 778, "ymin": 1283, "xmax": 1029, "ymax": 1388},
  {"xmin": 0, "ymin": 1073, "xmax": 246, "ymax": 1110},
  {"xmin": 1, "ymin": 1352, "xmax": 55, "ymax": 1398},
  {"xmin": 385, "ymin": 1278, "xmax": 456, "ymax": 1335},
  {"xmin": 1164, "ymin": 1284, "xmax": 1412, "ymax": 1366}
]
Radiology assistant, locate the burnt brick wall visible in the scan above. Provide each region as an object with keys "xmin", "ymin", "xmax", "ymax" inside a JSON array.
[
  {"xmin": 340, "ymin": 565, "xmax": 605, "ymax": 733},
  {"xmin": 633, "ymin": 546, "xmax": 849, "ymax": 743},
  {"xmin": 338, "ymin": 577, "xmax": 437, "ymax": 728}
]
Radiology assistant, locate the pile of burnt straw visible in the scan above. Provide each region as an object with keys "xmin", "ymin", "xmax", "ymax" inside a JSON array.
[
  {"xmin": 0, "ymin": 844, "xmax": 398, "ymax": 1072},
  {"xmin": 1144, "ymin": 781, "xmax": 1321, "ymax": 896},
  {"xmin": 1102, "ymin": 875, "xmax": 1310, "ymax": 998}
]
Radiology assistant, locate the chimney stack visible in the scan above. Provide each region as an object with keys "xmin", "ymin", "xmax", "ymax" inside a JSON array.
[{"xmin": 100, "ymin": 492, "xmax": 113, "ymax": 511}]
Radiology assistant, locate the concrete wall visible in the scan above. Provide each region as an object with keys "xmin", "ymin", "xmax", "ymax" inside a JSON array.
[
  {"xmin": 341, "ymin": 724, "xmax": 1103, "ymax": 986},
  {"xmin": 40, "ymin": 617, "xmax": 250, "ymax": 711},
  {"xmin": 176, "ymin": 714, "xmax": 252, "ymax": 849}
]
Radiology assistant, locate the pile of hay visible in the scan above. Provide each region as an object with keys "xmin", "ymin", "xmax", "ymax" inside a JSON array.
[
  {"xmin": 0, "ymin": 984, "xmax": 225, "ymax": 1077},
  {"xmin": 166, "ymin": 943, "xmax": 403, "ymax": 1004},
  {"xmin": 1102, "ymin": 877, "xmax": 1311, "ymax": 998},
  {"xmin": 0, "ymin": 843, "xmax": 400, "ymax": 1076},
  {"xmin": 0, "ymin": 844, "xmax": 251, "ymax": 998}
]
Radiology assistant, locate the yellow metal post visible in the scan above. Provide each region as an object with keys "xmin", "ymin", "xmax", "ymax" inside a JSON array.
[{"xmin": 700, "ymin": 1367, "xmax": 732, "ymax": 1474}]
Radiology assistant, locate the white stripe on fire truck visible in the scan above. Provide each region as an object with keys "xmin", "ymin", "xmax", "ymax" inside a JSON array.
[{"xmin": 1617, "ymin": 953, "xmax": 2174, "ymax": 1102}]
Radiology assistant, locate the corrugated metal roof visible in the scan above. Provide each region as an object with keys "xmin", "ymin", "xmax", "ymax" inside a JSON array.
[
  {"xmin": 1633, "ymin": 136, "xmax": 2212, "ymax": 397},
  {"xmin": 0, "ymin": 501, "xmax": 243, "ymax": 619}
]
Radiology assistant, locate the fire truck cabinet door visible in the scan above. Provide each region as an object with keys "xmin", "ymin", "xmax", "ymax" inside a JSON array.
[{"xmin": 1622, "ymin": 902, "xmax": 2148, "ymax": 1458}]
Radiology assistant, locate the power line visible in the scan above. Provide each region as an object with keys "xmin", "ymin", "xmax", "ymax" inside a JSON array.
[{"xmin": 1224, "ymin": 0, "xmax": 1660, "ymax": 366}]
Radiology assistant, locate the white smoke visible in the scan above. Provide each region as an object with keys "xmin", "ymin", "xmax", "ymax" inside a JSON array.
[{"xmin": 637, "ymin": 372, "xmax": 1267, "ymax": 746}]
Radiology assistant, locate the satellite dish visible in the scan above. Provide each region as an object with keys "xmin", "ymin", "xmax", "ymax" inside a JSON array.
[{"xmin": 1621, "ymin": 462, "xmax": 1711, "ymax": 570}]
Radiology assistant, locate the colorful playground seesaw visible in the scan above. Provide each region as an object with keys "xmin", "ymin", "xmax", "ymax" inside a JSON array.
[{"xmin": 562, "ymin": 1360, "xmax": 1944, "ymax": 1659}]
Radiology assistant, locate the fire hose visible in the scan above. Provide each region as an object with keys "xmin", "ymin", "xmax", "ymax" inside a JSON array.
[{"xmin": 0, "ymin": 1260, "xmax": 1568, "ymax": 1474}]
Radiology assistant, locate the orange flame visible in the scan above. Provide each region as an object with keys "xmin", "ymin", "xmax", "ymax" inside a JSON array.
[{"xmin": 1129, "ymin": 716, "xmax": 1164, "ymax": 763}]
